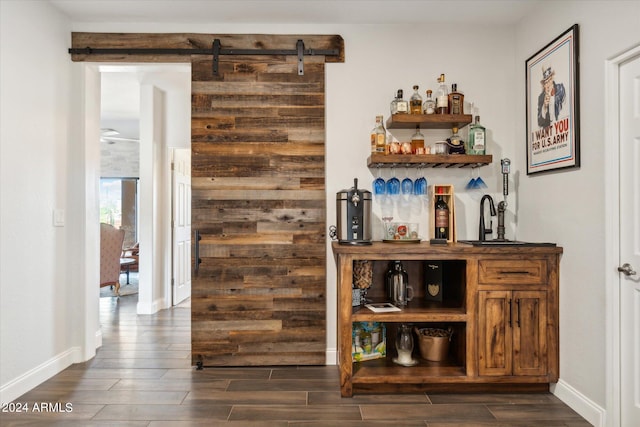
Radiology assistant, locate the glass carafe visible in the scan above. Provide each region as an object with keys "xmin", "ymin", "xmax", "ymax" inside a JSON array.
[{"xmin": 393, "ymin": 323, "xmax": 416, "ymax": 366}]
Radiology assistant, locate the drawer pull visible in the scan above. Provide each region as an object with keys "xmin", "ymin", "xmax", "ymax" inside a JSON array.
[{"xmin": 499, "ymin": 270, "xmax": 531, "ymax": 275}]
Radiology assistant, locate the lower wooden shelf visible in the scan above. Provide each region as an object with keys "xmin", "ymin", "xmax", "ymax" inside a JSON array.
[{"xmin": 352, "ymin": 356, "xmax": 466, "ymax": 383}]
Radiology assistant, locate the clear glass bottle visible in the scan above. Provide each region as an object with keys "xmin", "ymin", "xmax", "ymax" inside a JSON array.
[
  {"xmin": 410, "ymin": 85, "xmax": 422, "ymax": 114},
  {"xmin": 436, "ymin": 74, "xmax": 449, "ymax": 114},
  {"xmin": 448, "ymin": 83, "xmax": 464, "ymax": 115},
  {"xmin": 370, "ymin": 115, "xmax": 386, "ymax": 153},
  {"xmin": 390, "ymin": 89, "xmax": 409, "ymax": 115},
  {"xmin": 422, "ymin": 89, "xmax": 436, "ymax": 114},
  {"xmin": 467, "ymin": 115, "xmax": 486, "ymax": 155},
  {"xmin": 447, "ymin": 127, "xmax": 465, "ymax": 154},
  {"xmin": 410, "ymin": 125, "xmax": 425, "ymax": 154}
]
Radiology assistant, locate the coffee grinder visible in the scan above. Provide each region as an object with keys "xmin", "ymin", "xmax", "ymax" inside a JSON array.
[{"xmin": 335, "ymin": 178, "xmax": 372, "ymax": 245}]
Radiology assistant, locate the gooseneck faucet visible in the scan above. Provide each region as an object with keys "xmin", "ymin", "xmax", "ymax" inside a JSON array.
[{"xmin": 479, "ymin": 195, "xmax": 497, "ymax": 241}]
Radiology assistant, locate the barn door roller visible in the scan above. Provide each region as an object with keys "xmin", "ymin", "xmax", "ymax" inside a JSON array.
[{"xmin": 68, "ymin": 39, "xmax": 339, "ymax": 76}]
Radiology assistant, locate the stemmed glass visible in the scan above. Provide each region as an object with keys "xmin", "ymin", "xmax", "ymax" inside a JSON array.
[
  {"xmin": 401, "ymin": 169, "xmax": 413, "ymax": 195},
  {"xmin": 386, "ymin": 166, "xmax": 400, "ymax": 195},
  {"xmin": 412, "ymin": 166, "xmax": 427, "ymax": 218},
  {"xmin": 414, "ymin": 165, "xmax": 427, "ymax": 196},
  {"xmin": 373, "ymin": 166, "xmax": 386, "ymax": 196}
]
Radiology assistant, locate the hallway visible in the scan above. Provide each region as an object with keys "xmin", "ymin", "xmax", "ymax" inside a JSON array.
[{"xmin": 1, "ymin": 294, "xmax": 590, "ymax": 426}]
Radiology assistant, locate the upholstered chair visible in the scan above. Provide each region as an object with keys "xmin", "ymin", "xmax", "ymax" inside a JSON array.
[{"xmin": 100, "ymin": 223, "xmax": 125, "ymax": 295}]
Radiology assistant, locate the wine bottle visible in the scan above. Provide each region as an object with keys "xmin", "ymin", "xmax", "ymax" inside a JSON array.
[{"xmin": 434, "ymin": 195, "xmax": 449, "ymax": 240}]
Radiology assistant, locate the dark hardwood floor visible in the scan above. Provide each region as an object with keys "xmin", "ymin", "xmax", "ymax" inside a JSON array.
[{"xmin": 1, "ymin": 285, "xmax": 592, "ymax": 426}]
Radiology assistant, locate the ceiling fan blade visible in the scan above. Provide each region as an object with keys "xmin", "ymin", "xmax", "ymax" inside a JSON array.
[{"xmin": 101, "ymin": 136, "xmax": 139, "ymax": 143}]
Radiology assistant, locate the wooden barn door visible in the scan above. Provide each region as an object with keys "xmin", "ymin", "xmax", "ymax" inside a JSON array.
[
  {"xmin": 69, "ymin": 32, "xmax": 343, "ymax": 367},
  {"xmin": 190, "ymin": 35, "xmax": 341, "ymax": 366}
]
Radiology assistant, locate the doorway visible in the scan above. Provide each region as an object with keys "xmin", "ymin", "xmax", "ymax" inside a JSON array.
[
  {"xmin": 91, "ymin": 64, "xmax": 191, "ymax": 316},
  {"xmin": 605, "ymin": 44, "xmax": 640, "ymax": 427}
]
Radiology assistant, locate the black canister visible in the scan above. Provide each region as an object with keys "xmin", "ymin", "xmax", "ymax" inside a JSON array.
[{"xmin": 336, "ymin": 178, "xmax": 372, "ymax": 245}]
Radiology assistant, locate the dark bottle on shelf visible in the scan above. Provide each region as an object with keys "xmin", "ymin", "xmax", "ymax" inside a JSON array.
[
  {"xmin": 434, "ymin": 195, "xmax": 450, "ymax": 240},
  {"xmin": 448, "ymin": 83, "xmax": 464, "ymax": 115}
]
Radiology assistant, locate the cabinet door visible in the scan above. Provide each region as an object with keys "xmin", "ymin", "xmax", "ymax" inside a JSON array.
[
  {"xmin": 478, "ymin": 290, "xmax": 513, "ymax": 376},
  {"xmin": 512, "ymin": 291, "xmax": 548, "ymax": 376}
]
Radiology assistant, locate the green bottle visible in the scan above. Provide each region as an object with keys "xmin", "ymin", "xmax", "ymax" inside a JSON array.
[{"xmin": 467, "ymin": 116, "xmax": 486, "ymax": 155}]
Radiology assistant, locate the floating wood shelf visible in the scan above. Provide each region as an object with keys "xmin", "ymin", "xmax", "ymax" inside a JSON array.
[
  {"xmin": 367, "ymin": 153, "xmax": 493, "ymax": 168},
  {"xmin": 386, "ymin": 113, "xmax": 473, "ymax": 129}
]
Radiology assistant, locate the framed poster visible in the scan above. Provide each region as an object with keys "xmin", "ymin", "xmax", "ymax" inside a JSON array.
[{"xmin": 526, "ymin": 24, "xmax": 580, "ymax": 175}]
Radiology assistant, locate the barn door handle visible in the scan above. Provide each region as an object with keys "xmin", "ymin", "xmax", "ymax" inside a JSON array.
[{"xmin": 194, "ymin": 230, "xmax": 202, "ymax": 273}]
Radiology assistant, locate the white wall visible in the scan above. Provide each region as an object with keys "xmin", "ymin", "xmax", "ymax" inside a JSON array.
[
  {"xmin": 513, "ymin": 2, "xmax": 640, "ymax": 422},
  {"xmin": 0, "ymin": 0, "xmax": 81, "ymax": 401},
  {"xmin": 2, "ymin": 1, "xmax": 639, "ymax": 423}
]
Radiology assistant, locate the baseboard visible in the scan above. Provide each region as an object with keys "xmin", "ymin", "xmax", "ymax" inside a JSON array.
[
  {"xmin": 137, "ymin": 297, "xmax": 164, "ymax": 315},
  {"xmin": 325, "ymin": 348, "xmax": 337, "ymax": 365},
  {"xmin": 552, "ymin": 379, "xmax": 605, "ymax": 427},
  {"xmin": 95, "ymin": 328, "xmax": 102, "ymax": 349},
  {"xmin": 0, "ymin": 347, "xmax": 80, "ymax": 404}
]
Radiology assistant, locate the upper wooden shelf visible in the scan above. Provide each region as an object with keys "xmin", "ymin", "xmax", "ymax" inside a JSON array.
[
  {"xmin": 367, "ymin": 153, "xmax": 493, "ymax": 168},
  {"xmin": 386, "ymin": 113, "xmax": 473, "ymax": 129}
]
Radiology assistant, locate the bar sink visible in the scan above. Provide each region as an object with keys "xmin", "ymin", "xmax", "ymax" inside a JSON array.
[{"xmin": 458, "ymin": 240, "xmax": 556, "ymax": 247}]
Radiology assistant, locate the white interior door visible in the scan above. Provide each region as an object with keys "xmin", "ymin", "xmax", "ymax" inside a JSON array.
[
  {"xmin": 619, "ymin": 52, "xmax": 640, "ymax": 426},
  {"xmin": 172, "ymin": 148, "xmax": 191, "ymax": 305}
]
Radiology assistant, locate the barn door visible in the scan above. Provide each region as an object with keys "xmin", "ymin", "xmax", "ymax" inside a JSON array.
[{"xmin": 190, "ymin": 35, "xmax": 341, "ymax": 366}]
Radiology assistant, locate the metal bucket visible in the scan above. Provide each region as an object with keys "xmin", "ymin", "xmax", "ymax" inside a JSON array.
[{"xmin": 414, "ymin": 327, "xmax": 453, "ymax": 362}]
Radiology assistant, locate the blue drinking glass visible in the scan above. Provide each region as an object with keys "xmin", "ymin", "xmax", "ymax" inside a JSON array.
[
  {"xmin": 401, "ymin": 177, "xmax": 413, "ymax": 195},
  {"xmin": 373, "ymin": 177, "xmax": 386, "ymax": 195},
  {"xmin": 386, "ymin": 176, "xmax": 400, "ymax": 195},
  {"xmin": 414, "ymin": 176, "xmax": 427, "ymax": 195}
]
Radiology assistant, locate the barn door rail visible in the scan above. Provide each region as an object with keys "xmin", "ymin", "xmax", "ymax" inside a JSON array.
[{"xmin": 68, "ymin": 39, "xmax": 340, "ymax": 76}]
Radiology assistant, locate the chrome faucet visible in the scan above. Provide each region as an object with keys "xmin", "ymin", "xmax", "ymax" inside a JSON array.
[{"xmin": 479, "ymin": 195, "xmax": 497, "ymax": 241}]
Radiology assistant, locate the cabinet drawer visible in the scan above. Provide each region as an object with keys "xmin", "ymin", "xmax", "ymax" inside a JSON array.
[{"xmin": 478, "ymin": 260, "xmax": 547, "ymax": 285}]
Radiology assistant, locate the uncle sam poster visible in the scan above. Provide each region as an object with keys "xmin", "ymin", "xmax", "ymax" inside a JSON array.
[{"xmin": 526, "ymin": 24, "xmax": 580, "ymax": 175}]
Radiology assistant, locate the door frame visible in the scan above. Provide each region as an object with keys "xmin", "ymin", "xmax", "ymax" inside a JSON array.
[{"xmin": 604, "ymin": 43, "xmax": 640, "ymax": 427}]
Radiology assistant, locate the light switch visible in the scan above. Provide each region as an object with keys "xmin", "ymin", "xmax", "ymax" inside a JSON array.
[{"xmin": 53, "ymin": 209, "xmax": 65, "ymax": 227}]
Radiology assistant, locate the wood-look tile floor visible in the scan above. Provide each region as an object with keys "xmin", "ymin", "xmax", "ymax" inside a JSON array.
[{"xmin": 1, "ymin": 293, "xmax": 592, "ymax": 426}]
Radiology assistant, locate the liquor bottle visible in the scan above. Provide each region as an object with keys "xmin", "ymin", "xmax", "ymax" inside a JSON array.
[
  {"xmin": 434, "ymin": 195, "xmax": 449, "ymax": 240},
  {"xmin": 410, "ymin": 85, "xmax": 423, "ymax": 114},
  {"xmin": 436, "ymin": 74, "xmax": 449, "ymax": 114},
  {"xmin": 360, "ymin": 328, "xmax": 372, "ymax": 354},
  {"xmin": 410, "ymin": 125, "xmax": 425, "ymax": 154},
  {"xmin": 446, "ymin": 127, "xmax": 465, "ymax": 154},
  {"xmin": 448, "ymin": 83, "xmax": 464, "ymax": 115},
  {"xmin": 467, "ymin": 115, "xmax": 486, "ymax": 155},
  {"xmin": 390, "ymin": 89, "xmax": 409, "ymax": 115},
  {"xmin": 370, "ymin": 115, "xmax": 386, "ymax": 153},
  {"xmin": 423, "ymin": 89, "xmax": 436, "ymax": 114}
]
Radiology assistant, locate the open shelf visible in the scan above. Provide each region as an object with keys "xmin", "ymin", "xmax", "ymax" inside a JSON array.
[
  {"xmin": 367, "ymin": 153, "xmax": 492, "ymax": 168},
  {"xmin": 352, "ymin": 357, "xmax": 467, "ymax": 383},
  {"xmin": 352, "ymin": 302, "xmax": 467, "ymax": 322},
  {"xmin": 386, "ymin": 113, "xmax": 472, "ymax": 129}
]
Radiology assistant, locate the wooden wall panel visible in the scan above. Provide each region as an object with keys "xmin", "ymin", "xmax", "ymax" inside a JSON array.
[{"xmin": 190, "ymin": 42, "xmax": 330, "ymax": 367}]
